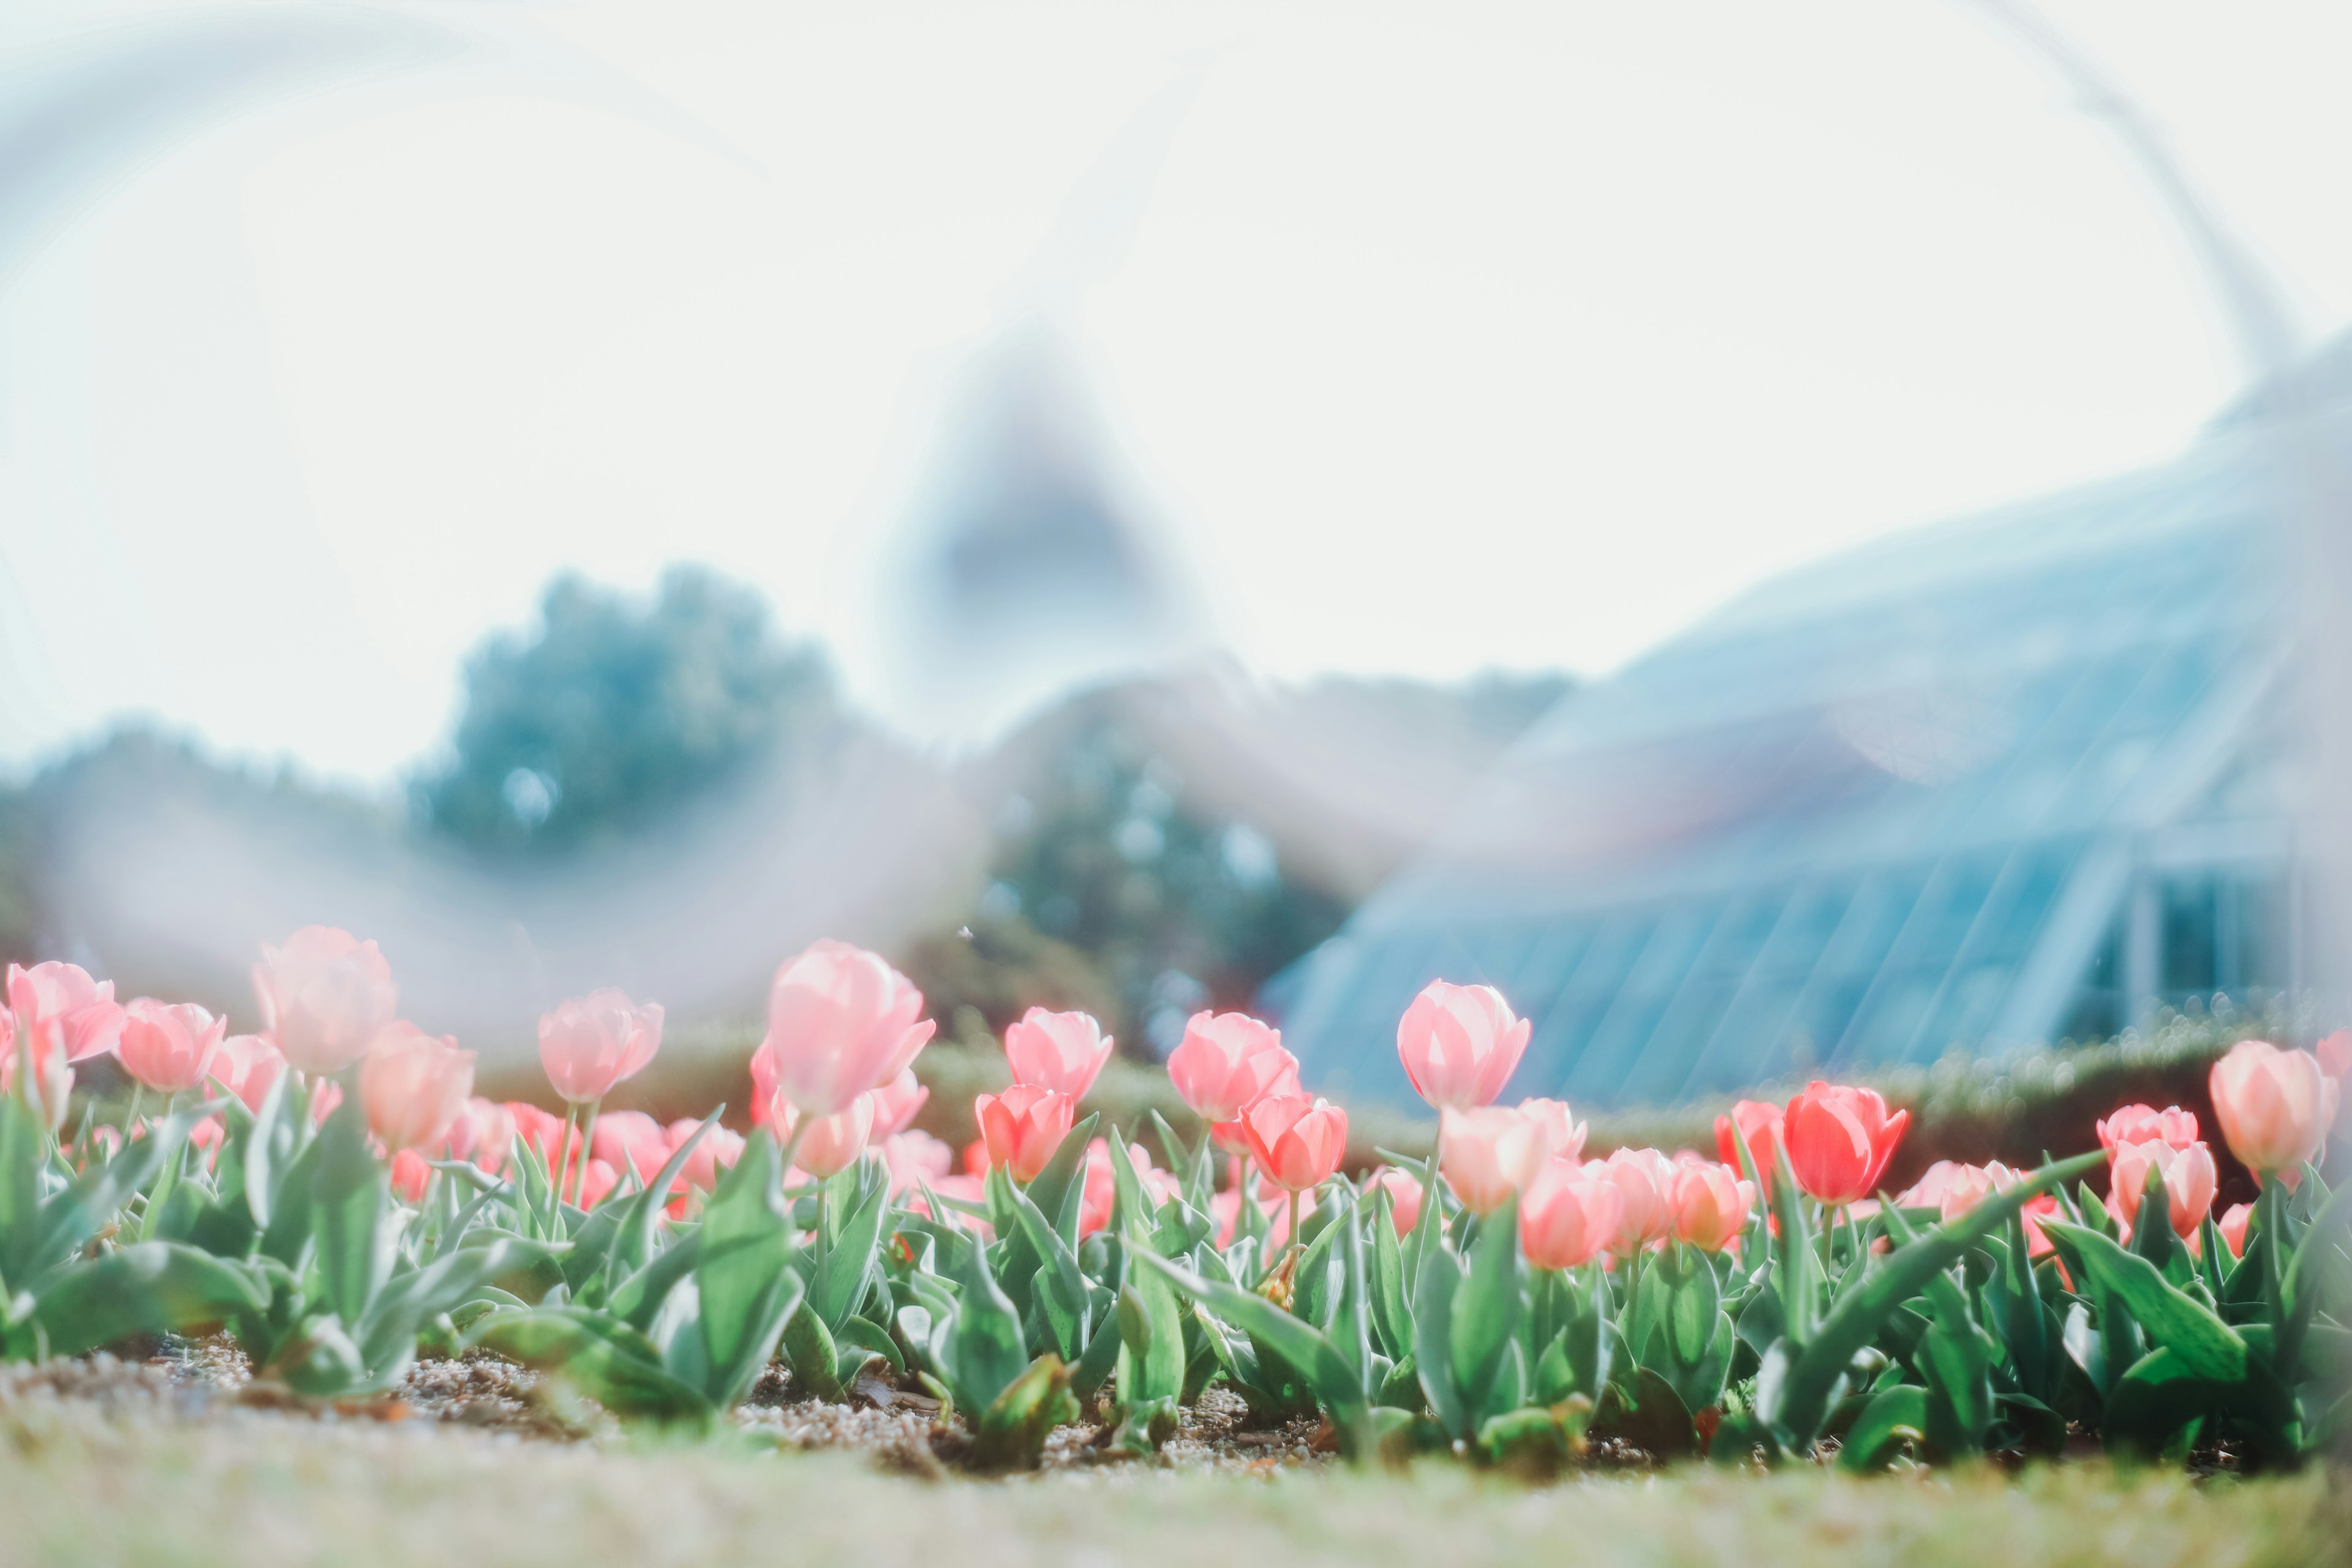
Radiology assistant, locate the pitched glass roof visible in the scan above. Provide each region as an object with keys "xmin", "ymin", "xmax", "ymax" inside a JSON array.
[{"xmin": 1271, "ymin": 428, "xmax": 2301, "ymax": 1110}]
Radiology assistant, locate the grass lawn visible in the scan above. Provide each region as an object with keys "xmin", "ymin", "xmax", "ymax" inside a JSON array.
[{"xmin": 0, "ymin": 1401, "xmax": 2343, "ymax": 1568}]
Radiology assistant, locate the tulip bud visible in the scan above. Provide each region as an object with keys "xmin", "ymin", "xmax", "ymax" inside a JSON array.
[
  {"xmin": 537, "ymin": 989, "xmax": 663, "ymax": 1106},
  {"xmin": 1004, "ymin": 1008, "xmax": 1114, "ymax": 1100},
  {"xmin": 1668, "ymin": 1160, "xmax": 1752, "ymax": 1252},
  {"xmin": 1781, "ymin": 1082, "xmax": 1908, "ymax": 1207},
  {"xmin": 116, "ymin": 999, "xmax": 228, "ymax": 1095},
  {"xmin": 359, "ymin": 1022, "xmax": 476, "ymax": 1154},
  {"xmin": 754, "ymin": 940, "xmax": 934, "ymax": 1118},
  {"xmin": 974, "ymin": 1082, "xmax": 1074, "ymax": 1182},
  {"xmin": 1396, "ymin": 981, "xmax": 1531, "ymax": 1112},
  {"xmin": 2208, "ymin": 1039, "xmax": 2337, "ymax": 1185},
  {"xmin": 252, "ymin": 927, "xmax": 399, "ymax": 1075},
  {"xmin": 1167, "ymin": 1012, "xmax": 1292, "ymax": 1123},
  {"xmin": 1520, "ymin": 1158, "xmax": 1623, "ymax": 1270},
  {"xmin": 1240, "ymin": 1094, "xmax": 1348, "ymax": 1194},
  {"xmin": 7, "ymin": 961, "xmax": 127, "ymax": 1062}
]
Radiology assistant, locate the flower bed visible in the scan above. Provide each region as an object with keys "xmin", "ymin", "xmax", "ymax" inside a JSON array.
[{"xmin": 1, "ymin": 939, "xmax": 2345, "ymax": 1482}]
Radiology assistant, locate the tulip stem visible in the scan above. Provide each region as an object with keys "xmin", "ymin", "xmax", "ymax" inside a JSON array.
[
  {"xmin": 575, "ymin": 1098, "xmax": 603, "ymax": 1208},
  {"xmin": 124, "ymin": 1086, "xmax": 145, "ymax": 1142},
  {"xmin": 552, "ymin": 1105, "xmax": 579, "ymax": 1228},
  {"xmin": 1283, "ymin": 1189, "xmax": 1302, "ymax": 1292},
  {"xmin": 775, "ymin": 1116, "xmax": 812, "ymax": 1205}
]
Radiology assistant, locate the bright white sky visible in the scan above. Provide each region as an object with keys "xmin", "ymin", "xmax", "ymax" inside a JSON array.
[{"xmin": 2, "ymin": 0, "xmax": 2349, "ymax": 785}]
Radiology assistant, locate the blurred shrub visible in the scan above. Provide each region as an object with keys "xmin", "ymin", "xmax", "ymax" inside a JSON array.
[{"xmin": 415, "ymin": 566, "xmax": 840, "ymax": 856}]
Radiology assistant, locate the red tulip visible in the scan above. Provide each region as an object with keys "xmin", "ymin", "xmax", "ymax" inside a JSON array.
[
  {"xmin": 116, "ymin": 999, "xmax": 227, "ymax": 1094},
  {"xmin": 1713, "ymin": 1099, "xmax": 1784, "ymax": 1178},
  {"xmin": 1782, "ymin": 1082, "xmax": 1908, "ymax": 1206},
  {"xmin": 2106, "ymin": 1138, "xmax": 2218, "ymax": 1240},
  {"xmin": 252, "ymin": 927, "xmax": 399, "ymax": 1075},
  {"xmin": 975, "ymin": 1082, "xmax": 1074, "ymax": 1182},
  {"xmin": 1167, "ymin": 1011, "xmax": 1294, "ymax": 1123},
  {"xmin": 538, "ymin": 989, "xmax": 663, "ymax": 1106},
  {"xmin": 1520, "ymin": 1159, "xmax": 1624, "ymax": 1269},
  {"xmin": 2209, "ymin": 1039, "xmax": 2337, "ymax": 1184},
  {"xmin": 2095, "ymin": 1103, "xmax": 2199, "ymax": 1153},
  {"xmin": 6, "ymin": 961, "xmax": 127, "ymax": 1063},
  {"xmin": 1668, "ymin": 1160, "xmax": 1752, "ymax": 1252},
  {"xmin": 1005, "ymin": 1008, "xmax": 1114, "ymax": 1100},
  {"xmin": 754, "ymin": 940, "xmax": 934, "ymax": 1118},
  {"xmin": 1240, "ymin": 1094, "xmax": 1348, "ymax": 1194},
  {"xmin": 359, "ymin": 1022, "xmax": 476, "ymax": 1154},
  {"xmin": 1396, "ymin": 981, "xmax": 1532, "ymax": 1111}
]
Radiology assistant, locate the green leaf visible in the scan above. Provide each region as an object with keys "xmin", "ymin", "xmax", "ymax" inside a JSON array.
[
  {"xmin": 1005, "ymin": 1176, "xmax": 1089, "ymax": 1360},
  {"xmin": 605, "ymin": 1229, "xmax": 703, "ymax": 1333},
  {"xmin": 1367, "ymin": 1187, "xmax": 1412, "ymax": 1363},
  {"xmin": 0, "ymin": 1095, "xmax": 48, "ymax": 1285},
  {"xmin": 29, "ymin": 1243, "xmax": 265, "ymax": 1357},
  {"xmin": 2041, "ymin": 1221, "xmax": 2247, "ymax": 1382},
  {"xmin": 812, "ymin": 1158, "xmax": 892, "ymax": 1330},
  {"xmin": 949, "ymin": 1231, "xmax": 1033, "ymax": 1414},
  {"xmin": 1412, "ymin": 1242, "xmax": 1467, "ymax": 1437},
  {"xmin": 971, "ymin": 1353, "xmax": 1080, "ymax": 1471},
  {"xmin": 310, "ymin": 1090, "xmax": 388, "ymax": 1326},
  {"xmin": 1129, "ymin": 1246, "xmax": 1363, "ymax": 1421},
  {"xmin": 469, "ymin": 1305, "xmax": 712, "ymax": 1425},
  {"xmin": 782, "ymin": 1298, "xmax": 845, "ymax": 1400},
  {"xmin": 693, "ymin": 1131, "xmax": 802, "ymax": 1409},
  {"xmin": 1025, "ymin": 1112, "xmax": 1101, "ymax": 1243},
  {"xmin": 33, "ymin": 1117, "xmax": 170, "ymax": 1264},
  {"xmin": 1450, "ymin": 1193, "xmax": 1525, "ymax": 1412},
  {"xmin": 1836, "ymin": 1383, "xmax": 1928, "ymax": 1472}
]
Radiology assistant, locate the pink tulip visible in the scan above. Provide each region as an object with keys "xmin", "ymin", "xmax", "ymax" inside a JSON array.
[
  {"xmin": 1782, "ymin": 1082, "xmax": 1909, "ymax": 1207},
  {"xmin": 1517, "ymin": 1096, "xmax": 1589, "ymax": 1164},
  {"xmin": 668, "ymin": 1118, "xmax": 747, "ymax": 1194},
  {"xmin": 1439, "ymin": 1104, "xmax": 1552, "ymax": 1216},
  {"xmin": 6, "ymin": 961, "xmax": 127, "ymax": 1063},
  {"xmin": 391, "ymin": 1147, "xmax": 432, "ymax": 1205},
  {"xmin": 1895, "ymin": 1159, "xmax": 1965, "ymax": 1209},
  {"xmin": 1210, "ymin": 1054, "xmax": 1300, "ymax": 1154},
  {"xmin": 1669, "ymin": 1160, "xmax": 1752, "ymax": 1251},
  {"xmin": 2096, "ymin": 1103, "xmax": 2199, "ymax": 1153},
  {"xmin": 1167, "ymin": 1011, "xmax": 1294, "ymax": 1123},
  {"xmin": 1212, "ymin": 1187, "xmax": 1294, "ymax": 1250},
  {"xmin": 753, "ymin": 940, "xmax": 934, "ymax": 1118},
  {"xmin": 880, "ymin": 1129, "xmax": 955, "ymax": 1194},
  {"xmin": 1396, "ymin": 981, "xmax": 1532, "ymax": 1111},
  {"xmin": 209, "ymin": 1034, "xmax": 287, "ymax": 1111},
  {"xmin": 1074, "ymin": 1137, "xmax": 1179, "ymax": 1236},
  {"xmin": 508, "ymin": 1101, "xmax": 566, "ymax": 1161},
  {"xmin": 963, "ymin": 1137, "xmax": 992, "ymax": 1178},
  {"xmin": 2209, "ymin": 1039, "xmax": 2338, "ymax": 1184},
  {"xmin": 578, "ymin": 1158, "xmax": 619, "ymax": 1210},
  {"xmin": 2316, "ymin": 1030, "xmax": 2350, "ymax": 1088},
  {"xmin": 775, "ymin": 1093, "xmax": 876, "ymax": 1180},
  {"xmin": 443, "ymin": 1097, "xmax": 516, "ymax": 1172},
  {"xmin": 1520, "ymin": 1159, "xmax": 1625, "ymax": 1269},
  {"xmin": 537, "ymin": 989, "xmax": 663, "ymax": 1106},
  {"xmin": 1370, "ymin": 1166, "xmax": 1424, "ymax": 1236},
  {"xmin": 359, "ymin": 1022, "xmax": 476, "ymax": 1154},
  {"xmin": 2218, "ymin": 1201, "xmax": 2253, "ymax": 1260},
  {"xmin": 591, "ymin": 1109, "xmax": 674, "ymax": 1181},
  {"xmin": 116, "ymin": 999, "xmax": 228, "ymax": 1094},
  {"xmin": 1240, "ymin": 1094, "xmax": 1348, "ymax": 1194},
  {"xmin": 251, "ymin": 927, "xmax": 399, "ymax": 1075},
  {"xmin": 309, "ymin": 1079, "xmax": 344, "ymax": 1126},
  {"xmin": 2106, "ymin": 1138, "xmax": 2218, "ymax": 1240},
  {"xmin": 867, "ymin": 1068, "xmax": 930, "ymax": 1139},
  {"xmin": 1713, "ymin": 1099, "xmax": 1784, "ymax": 1178},
  {"xmin": 1599, "ymin": 1147, "xmax": 1678, "ymax": 1254},
  {"xmin": 974, "ymin": 1082, "xmax": 1074, "ymax": 1183},
  {"xmin": 1005, "ymin": 1008, "xmax": 1114, "ymax": 1099}
]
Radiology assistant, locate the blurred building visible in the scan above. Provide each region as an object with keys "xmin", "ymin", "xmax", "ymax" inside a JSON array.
[{"xmin": 1273, "ymin": 347, "xmax": 2350, "ymax": 1109}]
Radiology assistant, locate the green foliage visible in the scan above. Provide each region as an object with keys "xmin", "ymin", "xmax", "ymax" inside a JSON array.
[{"xmin": 416, "ymin": 566, "xmax": 839, "ymax": 855}]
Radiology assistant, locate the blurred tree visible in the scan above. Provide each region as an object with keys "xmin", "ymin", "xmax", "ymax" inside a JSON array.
[
  {"xmin": 415, "ymin": 567, "xmax": 839, "ymax": 855},
  {"xmin": 0, "ymin": 783, "xmax": 40, "ymax": 967}
]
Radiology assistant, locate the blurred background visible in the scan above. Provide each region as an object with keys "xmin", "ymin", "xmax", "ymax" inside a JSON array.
[{"xmin": 4, "ymin": 1, "xmax": 2350, "ymax": 1186}]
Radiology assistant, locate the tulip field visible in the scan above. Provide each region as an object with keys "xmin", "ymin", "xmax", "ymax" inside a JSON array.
[{"xmin": 0, "ymin": 932, "xmax": 2347, "ymax": 1564}]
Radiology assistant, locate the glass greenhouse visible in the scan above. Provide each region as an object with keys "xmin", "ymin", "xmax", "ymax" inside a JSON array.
[{"xmin": 1270, "ymin": 407, "xmax": 2329, "ymax": 1110}]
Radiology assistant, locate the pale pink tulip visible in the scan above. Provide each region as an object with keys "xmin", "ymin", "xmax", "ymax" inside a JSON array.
[
  {"xmin": 1516, "ymin": 1097, "xmax": 1588, "ymax": 1163},
  {"xmin": 1212, "ymin": 1187, "xmax": 1295, "ymax": 1250},
  {"xmin": 2096, "ymin": 1103, "xmax": 2199, "ymax": 1153},
  {"xmin": 1895, "ymin": 1159, "xmax": 1966, "ymax": 1209},
  {"xmin": 7, "ymin": 1034, "xmax": 75, "ymax": 1130},
  {"xmin": 974, "ymin": 1082, "xmax": 1073, "ymax": 1183},
  {"xmin": 1520, "ymin": 1159, "xmax": 1624, "ymax": 1269},
  {"xmin": 391, "ymin": 1147, "xmax": 432, "ymax": 1205},
  {"xmin": 116, "ymin": 999, "xmax": 227, "ymax": 1094},
  {"xmin": 537, "ymin": 989, "xmax": 663, "ymax": 1105},
  {"xmin": 1668, "ymin": 1160, "xmax": 1752, "ymax": 1252},
  {"xmin": 1439, "ymin": 1104, "xmax": 1553, "ymax": 1216},
  {"xmin": 2106, "ymin": 1138, "xmax": 2218, "ymax": 1240},
  {"xmin": 252, "ymin": 927, "xmax": 399, "ymax": 1074},
  {"xmin": 753, "ymin": 940, "xmax": 934, "ymax": 1118},
  {"xmin": 209, "ymin": 1034, "xmax": 287, "ymax": 1111},
  {"xmin": 1713, "ymin": 1099, "xmax": 1785, "ymax": 1177},
  {"xmin": 1005, "ymin": 1008, "xmax": 1114, "ymax": 1099},
  {"xmin": 867, "ymin": 1068, "xmax": 930, "ymax": 1139},
  {"xmin": 6, "ymin": 961, "xmax": 127, "ymax": 1063},
  {"xmin": 775, "ymin": 1093, "xmax": 875, "ymax": 1180},
  {"xmin": 1167, "ymin": 1011, "xmax": 1294, "ymax": 1123},
  {"xmin": 1241, "ymin": 1095, "xmax": 1348, "ymax": 1193},
  {"xmin": 591, "ymin": 1110, "xmax": 673, "ymax": 1181},
  {"xmin": 667, "ymin": 1118, "xmax": 747, "ymax": 1194},
  {"xmin": 359, "ymin": 1022, "xmax": 476, "ymax": 1153},
  {"xmin": 1370, "ymin": 1166, "xmax": 1424, "ymax": 1236},
  {"xmin": 444, "ymin": 1097, "xmax": 516, "ymax": 1172},
  {"xmin": 2218, "ymin": 1201, "xmax": 2253, "ymax": 1260},
  {"xmin": 2209, "ymin": 1039, "xmax": 2337, "ymax": 1183},
  {"xmin": 1396, "ymin": 981, "xmax": 1532, "ymax": 1111},
  {"xmin": 881, "ymin": 1129, "xmax": 956, "ymax": 1194},
  {"xmin": 1599, "ymin": 1147, "xmax": 1678, "ymax": 1254}
]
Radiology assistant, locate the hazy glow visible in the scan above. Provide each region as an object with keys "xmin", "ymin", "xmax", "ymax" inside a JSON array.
[{"xmin": 3, "ymin": 0, "xmax": 2350, "ymax": 781}]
